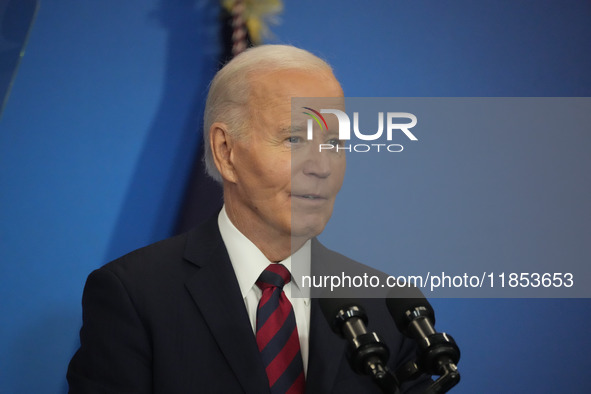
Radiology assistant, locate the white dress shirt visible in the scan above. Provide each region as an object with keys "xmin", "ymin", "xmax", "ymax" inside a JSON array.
[{"xmin": 218, "ymin": 206, "xmax": 312, "ymax": 374}]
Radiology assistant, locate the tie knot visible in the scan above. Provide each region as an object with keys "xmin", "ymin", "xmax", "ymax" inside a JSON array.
[{"xmin": 256, "ymin": 264, "xmax": 291, "ymax": 290}]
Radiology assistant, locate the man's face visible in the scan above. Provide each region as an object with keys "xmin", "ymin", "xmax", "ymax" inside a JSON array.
[{"xmin": 228, "ymin": 69, "xmax": 346, "ymax": 247}]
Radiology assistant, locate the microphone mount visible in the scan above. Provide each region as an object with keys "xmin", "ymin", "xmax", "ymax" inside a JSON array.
[
  {"xmin": 388, "ymin": 296, "xmax": 461, "ymax": 394},
  {"xmin": 322, "ymin": 300, "xmax": 400, "ymax": 394}
]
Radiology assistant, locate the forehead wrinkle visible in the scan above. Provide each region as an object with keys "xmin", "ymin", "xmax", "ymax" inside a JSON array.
[{"xmin": 245, "ymin": 69, "xmax": 344, "ymax": 140}]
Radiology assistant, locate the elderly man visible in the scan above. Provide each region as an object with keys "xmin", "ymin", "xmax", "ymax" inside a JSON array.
[{"xmin": 67, "ymin": 45, "xmax": 429, "ymax": 393}]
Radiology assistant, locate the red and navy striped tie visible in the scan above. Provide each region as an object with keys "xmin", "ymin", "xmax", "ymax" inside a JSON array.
[{"xmin": 256, "ymin": 264, "xmax": 305, "ymax": 394}]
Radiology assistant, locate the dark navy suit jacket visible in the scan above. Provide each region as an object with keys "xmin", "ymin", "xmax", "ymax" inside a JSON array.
[{"xmin": 67, "ymin": 215, "xmax": 430, "ymax": 393}]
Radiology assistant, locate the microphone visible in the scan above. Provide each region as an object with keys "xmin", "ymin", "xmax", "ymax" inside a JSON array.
[
  {"xmin": 319, "ymin": 297, "xmax": 399, "ymax": 394},
  {"xmin": 385, "ymin": 287, "xmax": 460, "ymax": 393}
]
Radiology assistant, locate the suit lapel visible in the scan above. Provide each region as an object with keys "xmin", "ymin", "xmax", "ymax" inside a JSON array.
[{"xmin": 183, "ymin": 217, "xmax": 270, "ymax": 394}]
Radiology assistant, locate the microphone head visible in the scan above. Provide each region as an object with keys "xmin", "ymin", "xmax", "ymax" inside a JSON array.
[
  {"xmin": 385, "ymin": 286, "xmax": 435, "ymax": 336},
  {"xmin": 319, "ymin": 297, "xmax": 367, "ymax": 336}
]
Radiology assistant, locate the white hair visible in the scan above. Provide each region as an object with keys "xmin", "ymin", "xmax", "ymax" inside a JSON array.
[{"xmin": 203, "ymin": 44, "xmax": 334, "ymax": 183}]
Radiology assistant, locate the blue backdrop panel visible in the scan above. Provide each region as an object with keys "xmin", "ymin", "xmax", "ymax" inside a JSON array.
[
  {"xmin": 0, "ymin": 0, "xmax": 219, "ymax": 393},
  {"xmin": 0, "ymin": 0, "xmax": 39, "ymax": 116}
]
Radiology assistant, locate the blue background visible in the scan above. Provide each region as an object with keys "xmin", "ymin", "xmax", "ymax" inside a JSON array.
[
  {"xmin": 317, "ymin": 97, "xmax": 591, "ymax": 298},
  {"xmin": 1, "ymin": 1, "xmax": 590, "ymax": 393}
]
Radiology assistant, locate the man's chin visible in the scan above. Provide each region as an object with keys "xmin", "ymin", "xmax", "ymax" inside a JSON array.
[{"xmin": 289, "ymin": 220, "xmax": 328, "ymax": 242}]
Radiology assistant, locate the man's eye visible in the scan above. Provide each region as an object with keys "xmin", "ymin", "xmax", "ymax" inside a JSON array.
[
  {"xmin": 286, "ymin": 136, "xmax": 303, "ymax": 144},
  {"xmin": 327, "ymin": 138, "xmax": 344, "ymax": 146}
]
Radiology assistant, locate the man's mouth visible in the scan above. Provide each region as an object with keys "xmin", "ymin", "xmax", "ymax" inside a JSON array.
[{"xmin": 292, "ymin": 193, "xmax": 326, "ymax": 200}]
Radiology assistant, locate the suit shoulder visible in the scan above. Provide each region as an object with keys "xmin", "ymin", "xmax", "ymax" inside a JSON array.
[
  {"xmin": 97, "ymin": 215, "xmax": 223, "ymax": 284},
  {"xmin": 101, "ymin": 231, "xmax": 189, "ymax": 275},
  {"xmin": 311, "ymin": 239, "xmax": 388, "ymax": 278}
]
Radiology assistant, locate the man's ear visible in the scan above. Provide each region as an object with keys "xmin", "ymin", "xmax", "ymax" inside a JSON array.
[{"xmin": 210, "ymin": 122, "xmax": 238, "ymax": 183}]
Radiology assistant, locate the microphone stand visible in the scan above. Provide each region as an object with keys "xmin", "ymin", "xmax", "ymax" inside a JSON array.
[
  {"xmin": 385, "ymin": 293, "xmax": 461, "ymax": 394},
  {"xmin": 335, "ymin": 305, "xmax": 401, "ymax": 394},
  {"xmin": 345, "ymin": 331, "xmax": 401, "ymax": 394},
  {"xmin": 392, "ymin": 332, "xmax": 461, "ymax": 394},
  {"xmin": 369, "ymin": 364, "xmax": 400, "ymax": 394}
]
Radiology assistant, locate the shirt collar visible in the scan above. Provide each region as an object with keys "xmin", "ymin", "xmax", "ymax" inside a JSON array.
[{"xmin": 218, "ymin": 205, "xmax": 311, "ymax": 298}]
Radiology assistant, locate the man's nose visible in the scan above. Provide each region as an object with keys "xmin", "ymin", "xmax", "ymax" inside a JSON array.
[{"xmin": 301, "ymin": 146, "xmax": 332, "ymax": 178}]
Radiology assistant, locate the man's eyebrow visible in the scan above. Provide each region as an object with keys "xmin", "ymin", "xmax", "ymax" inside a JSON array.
[{"xmin": 279, "ymin": 125, "xmax": 306, "ymax": 134}]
